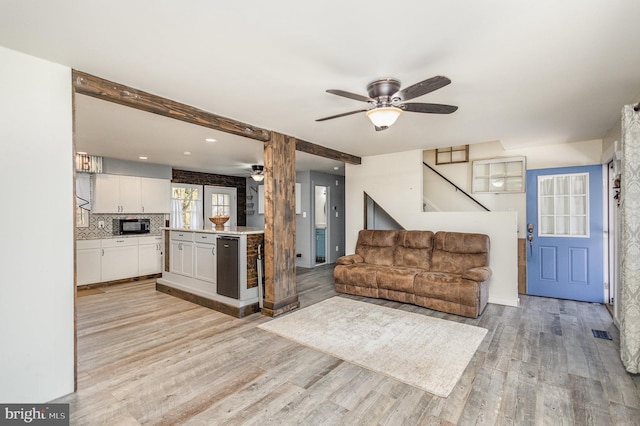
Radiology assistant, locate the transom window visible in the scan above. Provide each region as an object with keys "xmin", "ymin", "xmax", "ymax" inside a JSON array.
[{"xmin": 538, "ymin": 173, "xmax": 589, "ymax": 237}]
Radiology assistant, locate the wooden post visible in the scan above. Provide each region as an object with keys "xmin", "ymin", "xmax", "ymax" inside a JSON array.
[{"xmin": 262, "ymin": 132, "xmax": 299, "ymax": 316}]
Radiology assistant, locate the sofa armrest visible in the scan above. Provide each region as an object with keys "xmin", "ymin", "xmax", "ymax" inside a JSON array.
[
  {"xmin": 336, "ymin": 254, "xmax": 364, "ymax": 265},
  {"xmin": 462, "ymin": 266, "xmax": 492, "ymax": 282}
]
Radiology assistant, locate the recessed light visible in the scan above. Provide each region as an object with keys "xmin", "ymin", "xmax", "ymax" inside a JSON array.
[
  {"xmin": 205, "ymin": 138, "xmax": 217, "ymax": 143},
  {"xmin": 334, "ymin": 166, "xmax": 339, "ymax": 170},
  {"xmin": 77, "ymin": 151, "xmax": 87, "ymax": 155},
  {"xmin": 183, "ymin": 151, "xmax": 192, "ymax": 156},
  {"xmin": 139, "ymin": 156, "xmax": 148, "ymax": 160}
]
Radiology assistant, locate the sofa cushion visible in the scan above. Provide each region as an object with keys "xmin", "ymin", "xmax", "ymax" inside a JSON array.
[
  {"xmin": 336, "ymin": 254, "xmax": 364, "ymax": 265},
  {"xmin": 462, "ymin": 266, "xmax": 492, "ymax": 282},
  {"xmin": 376, "ymin": 266, "xmax": 418, "ymax": 293},
  {"xmin": 414, "ymin": 272, "xmax": 480, "ymax": 307},
  {"xmin": 431, "ymin": 231, "xmax": 490, "ymax": 274},
  {"xmin": 355, "ymin": 230, "xmax": 398, "ymax": 266},
  {"xmin": 393, "ymin": 230, "xmax": 434, "ymax": 270},
  {"xmin": 334, "ymin": 263, "xmax": 385, "ymax": 288}
]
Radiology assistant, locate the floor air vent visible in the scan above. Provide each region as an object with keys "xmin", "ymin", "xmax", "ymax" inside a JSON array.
[{"xmin": 592, "ymin": 329, "xmax": 612, "ymax": 340}]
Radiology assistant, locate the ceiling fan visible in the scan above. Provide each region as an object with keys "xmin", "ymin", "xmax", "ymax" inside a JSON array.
[
  {"xmin": 249, "ymin": 164, "xmax": 264, "ymax": 182},
  {"xmin": 316, "ymin": 75, "xmax": 457, "ymax": 131}
]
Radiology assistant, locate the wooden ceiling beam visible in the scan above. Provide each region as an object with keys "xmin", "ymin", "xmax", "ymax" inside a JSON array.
[
  {"xmin": 295, "ymin": 138, "xmax": 361, "ymax": 165},
  {"xmin": 72, "ymin": 70, "xmax": 361, "ymax": 164},
  {"xmin": 73, "ymin": 70, "xmax": 271, "ymax": 142}
]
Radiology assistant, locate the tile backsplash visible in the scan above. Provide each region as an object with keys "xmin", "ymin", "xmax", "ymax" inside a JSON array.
[{"xmin": 76, "ymin": 213, "xmax": 167, "ymax": 240}]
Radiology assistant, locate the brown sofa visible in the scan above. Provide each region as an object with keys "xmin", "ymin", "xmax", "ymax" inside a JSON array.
[{"xmin": 334, "ymin": 230, "xmax": 492, "ymax": 318}]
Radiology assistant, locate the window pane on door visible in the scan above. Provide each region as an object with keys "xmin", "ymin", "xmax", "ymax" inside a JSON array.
[
  {"xmin": 538, "ymin": 173, "xmax": 589, "ymax": 237},
  {"xmin": 210, "ymin": 193, "xmax": 231, "ymax": 219}
]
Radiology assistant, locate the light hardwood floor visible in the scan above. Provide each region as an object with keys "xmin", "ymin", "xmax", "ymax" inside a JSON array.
[{"xmin": 57, "ymin": 265, "xmax": 640, "ymax": 425}]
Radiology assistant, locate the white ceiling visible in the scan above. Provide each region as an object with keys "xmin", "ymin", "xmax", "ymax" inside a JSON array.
[
  {"xmin": 2, "ymin": 1, "xmax": 640, "ymax": 176},
  {"xmin": 74, "ymin": 94, "xmax": 344, "ymax": 176}
]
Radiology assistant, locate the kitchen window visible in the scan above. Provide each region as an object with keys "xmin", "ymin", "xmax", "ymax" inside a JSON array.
[{"xmin": 171, "ymin": 183, "xmax": 202, "ymax": 229}]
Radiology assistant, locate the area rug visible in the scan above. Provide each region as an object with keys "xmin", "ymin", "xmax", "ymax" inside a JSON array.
[{"xmin": 258, "ymin": 296, "xmax": 487, "ymax": 397}]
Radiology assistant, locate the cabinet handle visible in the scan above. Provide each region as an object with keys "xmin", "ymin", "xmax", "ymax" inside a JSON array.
[
  {"xmin": 101, "ymin": 249, "xmax": 104, "ymax": 256},
  {"xmin": 142, "ymin": 206, "xmax": 145, "ymax": 213},
  {"xmin": 212, "ymin": 247, "xmax": 215, "ymax": 256}
]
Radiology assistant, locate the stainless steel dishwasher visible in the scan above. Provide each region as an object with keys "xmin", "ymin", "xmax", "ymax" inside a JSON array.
[{"xmin": 216, "ymin": 236, "xmax": 239, "ymax": 299}]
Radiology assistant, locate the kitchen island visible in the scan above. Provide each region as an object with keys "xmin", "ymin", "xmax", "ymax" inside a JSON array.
[{"xmin": 156, "ymin": 227, "xmax": 264, "ymax": 318}]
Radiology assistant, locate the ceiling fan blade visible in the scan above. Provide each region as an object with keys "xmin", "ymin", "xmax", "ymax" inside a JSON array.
[
  {"xmin": 397, "ymin": 76, "xmax": 451, "ymax": 101},
  {"xmin": 326, "ymin": 89, "xmax": 374, "ymax": 103},
  {"xmin": 401, "ymin": 102, "xmax": 458, "ymax": 114},
  {"xmin": 316, "ymin": 109, "xmax": 368, "ymax": 122},
  {"xmin": 375, "ymin": 126, "xmax": 389, "ymax": 132}
]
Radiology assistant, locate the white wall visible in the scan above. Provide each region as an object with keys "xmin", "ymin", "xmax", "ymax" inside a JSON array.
[
  {"xmin": 346, "ymin": 150, "xmax": 519, "ymax": 307},
  {"xmin": 424, "ymin": 139, "xmax": 604, "ymax": 235},
  {"xmin": 0, "ymin": 47, "xmax": 74, "ymax": 402}
]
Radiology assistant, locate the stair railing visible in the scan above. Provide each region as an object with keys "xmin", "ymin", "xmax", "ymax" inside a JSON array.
[{"xmin": 423, "ymin": 162, "xmax": 490, "ymax": 212}]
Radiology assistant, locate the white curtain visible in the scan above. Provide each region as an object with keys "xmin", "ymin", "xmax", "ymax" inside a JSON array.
[
  {"xmin": 170, "ymin": 199, "xmax": 184, "ymax": 228},
  {"xmin": 171, "ymin": 196, "xmax": 203, "ymax": 229},
  {"xmin": 190, "ymin": 199, "xmax": 203, "ymax": 229},
  {"xmin": 619, "ymin": 103, "xmax": 640, "ymax": 373},
  {"xmin": 76, "ymin": 173, "xmax": 92, "ymax": 210}
]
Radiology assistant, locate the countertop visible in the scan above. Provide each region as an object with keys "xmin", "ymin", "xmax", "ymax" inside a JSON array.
[
  {"xmin": 164, "ymin": 226, "xmax": 264, "ymax": 235},
  {"xmin": 78, "ymin": 233, "xmax": 163, "ymax": 240}
]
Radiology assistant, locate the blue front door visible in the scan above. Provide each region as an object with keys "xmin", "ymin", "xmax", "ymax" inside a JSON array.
[{"xmin": 526, "ymin": 165, "xmax": 604, "ymax": 302}]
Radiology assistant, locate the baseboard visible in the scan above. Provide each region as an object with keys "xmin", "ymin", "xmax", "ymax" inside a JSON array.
[
  {"xmin": 155, "ymin": 282, "xmax": 260, "ymax": 318},
  {"xmin": 77, "ymin": 273, "xmax": 161, "ymax": 290}
]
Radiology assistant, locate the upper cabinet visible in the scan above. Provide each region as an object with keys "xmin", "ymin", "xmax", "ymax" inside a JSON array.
[
  {"xmin": 140, "ymin": 177, "xmax": 171, "ymax": 213},
  {"xmin": 93, "ymin": 174, "xmax": 170, "ymax": 213}
]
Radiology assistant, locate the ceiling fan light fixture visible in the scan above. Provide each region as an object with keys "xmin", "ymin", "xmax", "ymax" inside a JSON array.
[
  {"xmin": 251, "ymin": 165, "xmax": 264, "ymax": 182},
  {"xmin": 366, "ymin": 106, "xmax": 403, "ymax": 128}
]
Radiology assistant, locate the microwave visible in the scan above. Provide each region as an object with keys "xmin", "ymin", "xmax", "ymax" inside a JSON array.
[{"xmin": 113, "ymin": 218, "xmax": 151, "ymax": 235}]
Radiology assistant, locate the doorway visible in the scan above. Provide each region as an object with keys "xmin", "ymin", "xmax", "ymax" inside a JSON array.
[
  {"xmin": 314, "ymin": 185, "xmax": 329, "ymax": 265},
  {"xmin": 525, "ymin": 165, "xmax": 605, "ymax": 302},
  {"xmin": 204, "ymin": 185, "xmax": 237, "ymax": 227}
]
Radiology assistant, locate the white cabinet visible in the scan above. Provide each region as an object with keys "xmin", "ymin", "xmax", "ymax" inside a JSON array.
[
  {"xmin": 77, "ymin": 240, "xmax": 102, "ymax": 285},
  {"xmin": 140, "ymin": 177, "xmax": 171, "ymax": 213},
  {"xmin": 119, "ymin": 175, "xmax": 141, "ymax": 212},
  {"xmin": 138, "ymin": 235, "xmax": 163, "ymax": 275},
  {"xmin": 93, "ymin": 174, "xmax": 170, "ymax": 213},
  {"xmin": 170, "ymin": 231, "xmax": 194, "ymax": 277},
  {"xmin": 194, "ymin": 233, "xmax": 216, "ymax": 283},
  {"xmin": 93, "ymin": 174, "xmax": 140, "ymax": 213},
  {"xmin": 76, "ymin": 235, "xmax": 167, "ymax": 285},
  {"xmin": 92, "ymin": 174, "xmax": 120, "ymax": 213},
  {"xmin": 101, "ymin": 238, "xmax": 139, "ymax": 281}
]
